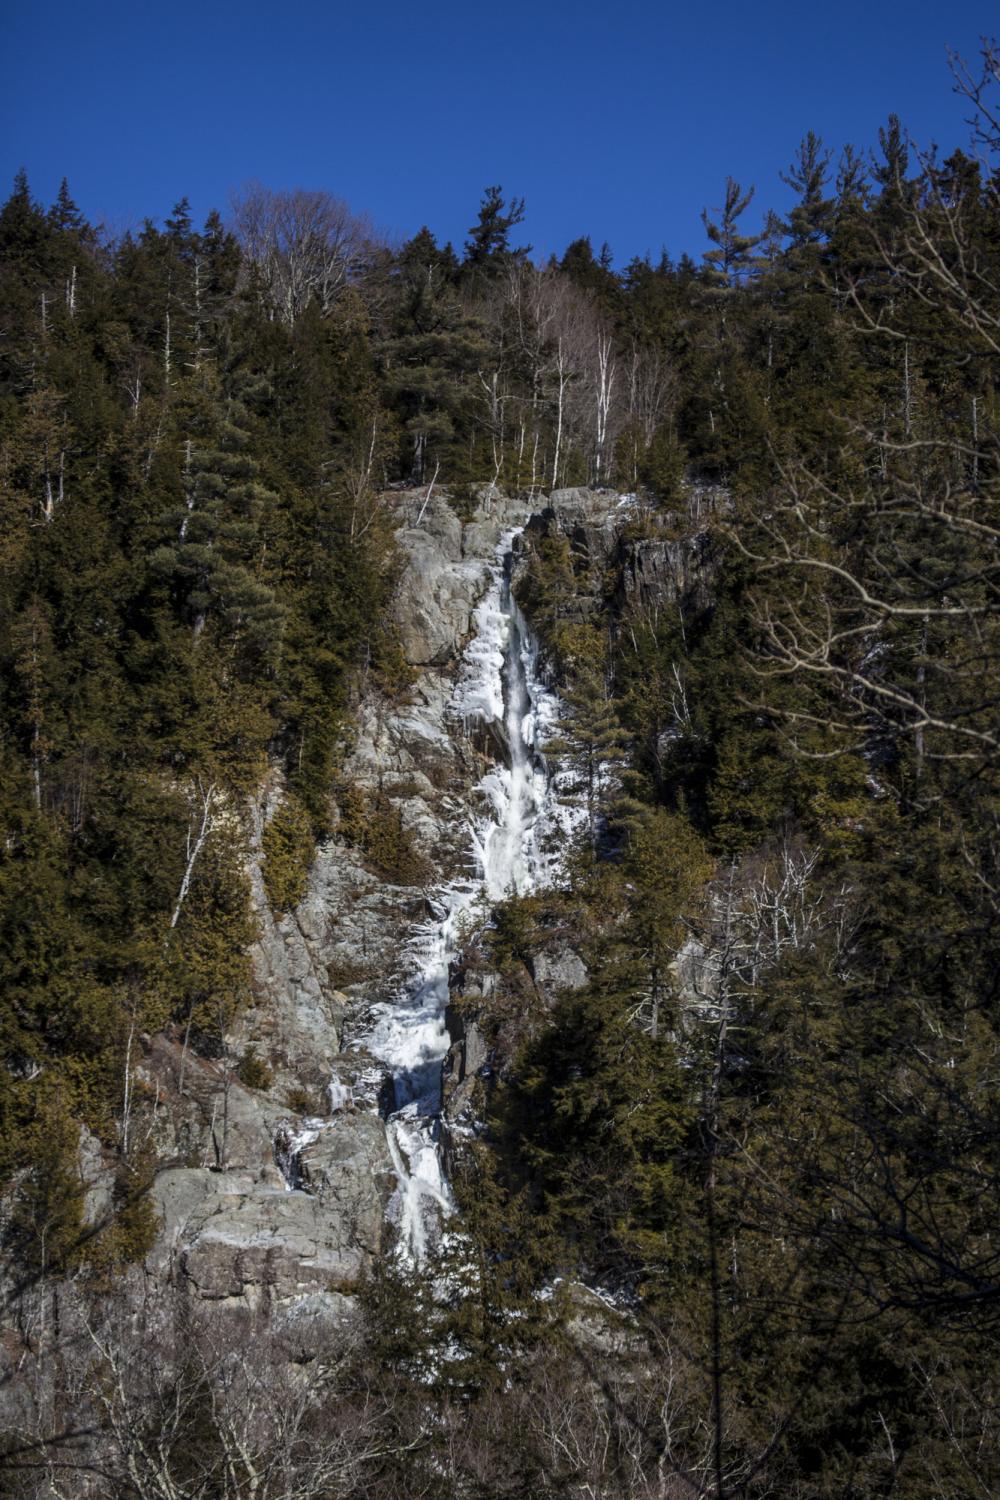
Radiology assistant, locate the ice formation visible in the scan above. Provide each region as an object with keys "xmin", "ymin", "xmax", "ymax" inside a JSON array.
[{"xmin": 366, "ymin": 530, "xmax": 582, "ymax": 1259}]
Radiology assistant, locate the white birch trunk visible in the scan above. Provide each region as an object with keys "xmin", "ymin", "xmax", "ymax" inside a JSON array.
[{"xmin": 167, "ymin": 782, "xmax": 217, "ymax": 935}]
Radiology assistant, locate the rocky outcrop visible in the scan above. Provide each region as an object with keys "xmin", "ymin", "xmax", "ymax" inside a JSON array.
[
  {"xmin": 3, "ymin": 476, "xmax": 727, "ymax": 1461},
  {"xmin": 442, "ymin": 990, "xmax": 492, "ymax": 1135},
  {"xmin": 134, "ymin": 487, "xmax": 541, "ymax": 1319},
  {"xmin": 510, "ymin": 488, "xmax": 623, "ymax": 628},
  {"xmin": 512, "ymin": 486, "xmax": 719, "ymax": 629},
  {"xmin": 390, "ymin": 489, "xmax": 529, "ymax": 666},
  {"xmin": 150, "ymin": 1154, "xmax": 390, "ymax": 1304},
  {"xmin": 137, "ymin": 1035, "xmax": 287, "ymax": 1171},
  {"xmin": 441, "ymin": 930, "xmax": 589, "ymax": 1153},
  {"xmin": 141, "ymin": 1049, "xmax": 395, "ymax": 1307},
  {"xmin": 391, "ymin": 497, "xmax": 476, "ymax": 665},
  {"xmin": 671, "ymin": 934, "xmax": 722, "ymax": 1027},
  {"xmin": 131, "ymin": 482, "xmax": 700, "ymax": 1326},
  {"xmin": 529, "ymin": 941, "xmax": 588, "ymax": 997},
  {"xmin": 535, "ymin": 487, "xmax": 625, "ymax": 571},
  {"xmin": 616, "ymin": 527, "xmax": 715, "ymax": 616}
]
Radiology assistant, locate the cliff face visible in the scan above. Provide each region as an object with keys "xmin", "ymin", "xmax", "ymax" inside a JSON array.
[
  {"xmin": 103, "ymin": 489, "xmax": 533, "ymax": 1320},
  {"xmin": 54, "ymin": 486, "xmax": 713, "ymax": 1340},
  {"xmin": 0, "ymin": 481, "xmax": 726, "ymax": 1483}
]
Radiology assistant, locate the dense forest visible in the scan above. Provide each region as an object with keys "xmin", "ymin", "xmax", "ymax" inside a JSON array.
[{"xmin": 0, "ymin": 37, "xmax": 998, "ymax": 1499}]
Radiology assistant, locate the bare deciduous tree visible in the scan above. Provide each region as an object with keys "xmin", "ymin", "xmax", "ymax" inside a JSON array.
[{"xmin": 231, "ymin": 184, "xmax": 377, "ymax": 326}]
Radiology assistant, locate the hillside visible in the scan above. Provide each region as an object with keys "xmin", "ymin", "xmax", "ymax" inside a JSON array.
[{"xmin": 0, "ymin": 66, "xmax": 999, "ymax": 1496}]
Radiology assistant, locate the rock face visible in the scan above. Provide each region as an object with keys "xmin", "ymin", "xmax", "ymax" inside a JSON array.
[
  {"xmin": 616, "ymin": 528, "xmax": 715, "ymax": 616},
  {"xmin": 442, "ymin": 993, "xmax": 492, "ymax": 1135},
  {"xmin": 512, "ymin": 487, "xmax": 718, "ymax": 630},
  {"xmin": 153, "ymin": 1173, "xmax": 359, "ymax": 1303},
  {"xmin": 389, "ymin": 489, "xmax": 529, "ymax": 667},
  {"xmin": 391, "ymin": 497, "xmax": 473, "ymax": 665},
  {"xmin": 540, "ymin": 488, "xmax": 624, "ymax": 570},
  {"xmin": 133, "ymin": 487, "xmax": 538, "ymax": 1320},
  {"xmin": 510, "ymin": 488, "xmax": 623, "ymax": 629},
  {"xmin": 115, "ymin": 483, "xmax": 707, "ymax": 1328},
  {"xmin": 441, "ymin": 931, "xmax": 590, "ymax": 1152},
  {"xmin": 529, "ymin": 942, "xmax": 589, "ymax": 997},
  {"xmin": 345, "ymin": 490, "xmax": 532, "ymax": 880},
  {"xmin": 150, "ymin": 1106, "xmax": 394, "ymax": 1304}
]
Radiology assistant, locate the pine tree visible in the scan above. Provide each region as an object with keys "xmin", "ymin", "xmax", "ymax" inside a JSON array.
[
  {"xmin": 381, "ymin": 227, "xmax": 489, "ymax": 479},
  {"xmin": 146, "ymin": 366, "xmax": 285, "ymax": 670},
  {"xmin": 619, "ymin": 805, "xmax": 713, "ymax": 1038},
  {"xmin": 9, "ymin": 1091, "xmax": 87, "ymax": 1278},
  {"xmin": 493, "ymin": 965, "xmax": 693, "ymax": 1289},
  {"xmin": 781, "ymin": 131, "xmax": 835, "ymax": 253},
  {"xmin": 463, "ymin": 184, "xmax": 529, "ymax": 277},
  {"xmin": 701, "ymin": 177, "xmax": 762, "ymax": 289},
  {"xmin": 47, "ymin": 177, "xmax": 85, "ymax": 235},
  {"xmin": 0, "ymin": 169, "xmax": 49, "ymax": 268}
]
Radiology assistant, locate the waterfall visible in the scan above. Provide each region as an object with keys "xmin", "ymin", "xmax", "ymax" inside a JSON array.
[{"xmin": 365, "ymin": 529, "xmax": 579, "ymax": 1260}]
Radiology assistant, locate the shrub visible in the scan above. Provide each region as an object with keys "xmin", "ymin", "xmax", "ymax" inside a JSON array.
[
  {"xmin": 336, "ymin": 783, "xmax": 430, "ymax": 885},
  {"xmin": 262, "ymin": 792, "xmax": 315, "ymax": 914},
  {"xmin": 237, "ymin": 1045, "xmax": 273, "ymax": 1091},
  {"xmin": 284, "ymin": 1085, "xmax": 324, "ymax": 1116}
]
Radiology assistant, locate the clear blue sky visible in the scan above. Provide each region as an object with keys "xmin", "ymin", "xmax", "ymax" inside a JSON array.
[{"xmin": 1, "ymin": 0, "xmax": 994, "ymax": 264}]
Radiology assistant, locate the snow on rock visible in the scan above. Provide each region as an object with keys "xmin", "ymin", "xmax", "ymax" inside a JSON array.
[{"xmin": 274, "ymin": 1118, "xmax": 327, "ymax": 1191}]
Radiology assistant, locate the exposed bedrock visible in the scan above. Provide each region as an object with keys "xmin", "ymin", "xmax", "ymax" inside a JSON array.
[
  {"xmin": 118, "ymin": 485, "xmax": 699, "ymax": 1328},
  {"xmin": 127, "ymin": 489, "xmax": 535, "ymax": 1320}
]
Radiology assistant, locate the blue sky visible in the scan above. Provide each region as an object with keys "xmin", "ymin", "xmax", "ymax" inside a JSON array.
[{"xmin": 1, "ymin": 0, "xmax": 994, "ymax": 264}]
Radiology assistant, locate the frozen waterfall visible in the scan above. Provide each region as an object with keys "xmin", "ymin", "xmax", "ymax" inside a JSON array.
[{"xmin": 365, "ymin": 529, "xmax": 579, "ymax": 1260}]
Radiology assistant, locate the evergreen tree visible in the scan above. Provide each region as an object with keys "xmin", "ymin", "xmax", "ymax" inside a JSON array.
[
  {"xmin": 781, "ymin": 130, "xmax": 835, "ymax": 252},
  {"xmin": 463, "ymin": 183, "xmax": 529, "ymax": 277},
  {"xmin": 701, "ymin": 176, "xmax": 762, "ymax": 288},
  {"xmin": 546, "ymin": 661, "xmax": 630, "ymax": 855},
  {"xmin": 47, "ymin": 177, "xmax": 85, "ymax": 235},
  {"xmin": 381, "ymin": 227, "xmax": 489, "ymax": 479},
  {"xmin": 146, "ymin": 366, "xmax": 284, "ymax": 676}
]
